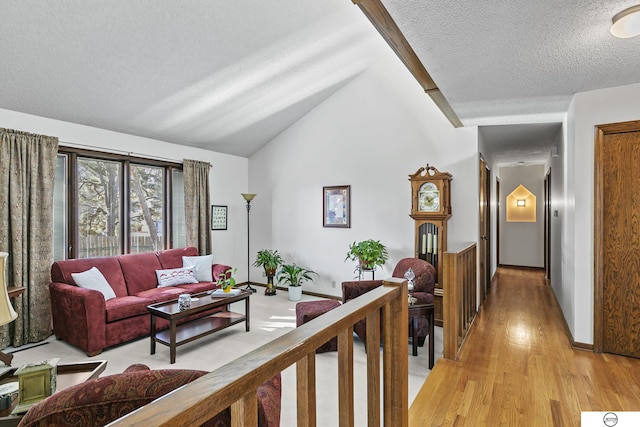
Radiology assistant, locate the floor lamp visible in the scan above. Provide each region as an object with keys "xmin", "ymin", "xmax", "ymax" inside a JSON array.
[
  {"xmin": 241, "ymin": 193, "xmax": 257, "ymax": 293},
  {"xmin": 0, "ymin": 252, "xmax": 18, "ymax": 366}
]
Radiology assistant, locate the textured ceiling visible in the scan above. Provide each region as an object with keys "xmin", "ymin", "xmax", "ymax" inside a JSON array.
[
  {"xmin": 383, "ymin": 0, "xmax": 640, "ymax": 126},
  {"xmin": 1, "ymin": 1, "xmax": 639, "ymax": 160},
  {"xmin": 0, "ymin": 0, "xmax": 387, "ymax": 157}
]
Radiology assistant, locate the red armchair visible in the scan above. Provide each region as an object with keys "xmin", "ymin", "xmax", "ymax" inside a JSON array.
[
  {"xmin": 18, "ymin": 364, "xmax": 281, "ymax": 427},
  {"xmin": 342, "ymin": 257, "xmax": 435, "ymax": 348}
]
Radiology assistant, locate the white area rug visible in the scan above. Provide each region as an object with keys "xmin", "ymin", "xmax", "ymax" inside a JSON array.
[{"xmin": 7, "ymin": 290, "xmax": 442, "ymax": 426}]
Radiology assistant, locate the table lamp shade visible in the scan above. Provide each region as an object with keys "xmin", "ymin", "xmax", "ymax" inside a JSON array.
[{"xmin": 0, "ymin": 253, "xmax": 18, "ymax": 327}]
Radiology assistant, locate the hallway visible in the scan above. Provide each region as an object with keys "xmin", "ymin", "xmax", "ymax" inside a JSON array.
[{"xmin": 409, "ymin": 267, "xmax": 640, "ymax": 426}]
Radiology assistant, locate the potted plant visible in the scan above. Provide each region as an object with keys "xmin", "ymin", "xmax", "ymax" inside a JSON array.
[
  {"xmin": 253, "ymin": 249, "xmax": 284, "ymax": 296},
  {"xmin": 216, "ymin": 267, "xmax": 237, "ymax": 293},
  {"xmin": 276, "ymin": 264, "xmax": 318, "ymax": 301},
  {"xmin": 345, "ymin": 239, "xmax": 389, "ymax": 274}
]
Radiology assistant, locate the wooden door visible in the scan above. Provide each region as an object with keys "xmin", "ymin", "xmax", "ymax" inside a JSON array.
[
  {"xmin": 544, "ymin": 170, "xmax": 551, "ymax": 281},
  {"xmin": 496, "ymin": 178, "xmax": 500, "ymax": 265},
  {"xmin": 479, "ymin": 157, "xmax": 490, "ymax": 302},
  {"xmin": 595, "ymin": 121, "xmax": 640, "ymax": 357}
]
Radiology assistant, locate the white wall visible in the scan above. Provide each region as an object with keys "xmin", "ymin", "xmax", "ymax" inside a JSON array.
[
  {"xmin": 549, "ymin": 122, "xmax": 568, "ymax": 333},
  {"xmin": 248, "ymin": 51, "xmax": 479, "ymax": 297},
  {"xmin": 498, "ymin": 165, "xmax": 545, "ymax": 267},
  {"xmin": 567, "ymin": 82, "xmax": 640, "ymax": 344},
  {"xmin": 0, "ymin": 108, "xmax": 249, "ymax": 279}
]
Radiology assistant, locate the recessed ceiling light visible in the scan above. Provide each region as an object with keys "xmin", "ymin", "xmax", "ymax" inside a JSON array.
[{"xmin": 611, "ymin": 4, "xmax": 640, "ymax": 38}]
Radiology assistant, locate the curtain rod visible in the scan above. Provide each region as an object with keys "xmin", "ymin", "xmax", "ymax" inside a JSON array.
[{"xmin": 59, "ymin": 140, "xmax": 182, "ymax": 164}]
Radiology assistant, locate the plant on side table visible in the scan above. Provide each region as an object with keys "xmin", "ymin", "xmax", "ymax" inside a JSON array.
[
  {"xmin": 216, "ymin": 267, "xmax": 237, "ymax": 293},
  {"xmin": 345, "ymin": 239, "xmax": 389, "ymax": 278},
  {"xmin": 276, "ymin": 264, "xmax": 318, "ymax": 301},
  {"xmin": 253, "ymin": 249, "xmax": 284, "ymax": 296}
]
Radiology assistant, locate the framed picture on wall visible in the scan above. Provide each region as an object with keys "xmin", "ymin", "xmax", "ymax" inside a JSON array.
[
  {"xmin": 323, "ymin": 185, "xmax": 350, "ymax": 228},
  {"xmin": 211, "ymin": 205, "xmax": 228, "ymax": 230}
]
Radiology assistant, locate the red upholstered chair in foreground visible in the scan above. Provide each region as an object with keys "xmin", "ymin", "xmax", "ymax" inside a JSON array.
[
  {"xmin": 18, "ymin": 364, "xmax": 281, "ymax": 427},
  {"xmin": 342, "ymin": 257, "xmax": 435, "ymax": 348}
]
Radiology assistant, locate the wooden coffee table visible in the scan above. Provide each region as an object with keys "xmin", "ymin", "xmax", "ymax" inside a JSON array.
[{"xmin": 148, "ymin": 289, "xmax": 251, "ymax": 364}]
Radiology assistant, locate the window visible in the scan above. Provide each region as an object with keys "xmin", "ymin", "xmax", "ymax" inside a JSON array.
[{"xmin": 54, "ymin": 148, "xmax": 183, "ymax": 259}]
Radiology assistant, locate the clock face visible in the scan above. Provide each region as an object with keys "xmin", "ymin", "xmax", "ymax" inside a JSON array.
[{"xmin": 418, "ymin": 182, "xmax": 440, "ymax": 212}]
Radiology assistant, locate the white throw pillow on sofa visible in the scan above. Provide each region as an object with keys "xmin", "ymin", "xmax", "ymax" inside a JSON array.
[
  {"xmin": 71, "ymin": 267, "xmax": 116, "ymax": 301},
  {"xmin": 156, "ymin": 266, "xmax": 199, "ymax": 288},
  {"xmin": 182, "ymin": 254, "xmax": 213, "ymax": 282}
]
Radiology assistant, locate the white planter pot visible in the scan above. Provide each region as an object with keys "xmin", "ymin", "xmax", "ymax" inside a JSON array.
[{"xmin": 288, "ymin": 286, "xmax": 303, "ymax": 301}]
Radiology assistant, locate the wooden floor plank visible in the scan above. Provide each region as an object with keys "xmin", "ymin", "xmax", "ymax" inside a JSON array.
[{"xmin": 409, "ymin": 267, "xmax": 640, "ymax": 426}]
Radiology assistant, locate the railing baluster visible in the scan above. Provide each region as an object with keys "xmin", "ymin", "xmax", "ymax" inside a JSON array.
[
  {"xmin": 297, "ymin": 352, "xmax": 316, "ymax": 427},
  {"xmin": 366, "ymin": 309, "xmax": 381, "ymax": 427},
  {"xmin": 231, "ymin": 392, "xmax": 257, "ymax": 427},
  {"xmin": 338, "ymin": 327, "xmax": 354, "ymax": 426},
  {"xmin": 443, "ymin": 243, "xmax": 478, "ymax": 360},
  {"xmin": 382, "ymin": 280, "xmax": 408, "ymax": 427}
]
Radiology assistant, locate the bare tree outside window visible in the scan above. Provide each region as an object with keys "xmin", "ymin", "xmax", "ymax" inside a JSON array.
[
  {"xmin": 55, "ymin": 149, "xmax": 181, "ymax": 259},
  {"xmin": 130, "ymin": 164, "xmax": 165, "ymax": 253},
  {"xmin": 77, "ymin": 158, "xmax": 121, "ymax": 257}
]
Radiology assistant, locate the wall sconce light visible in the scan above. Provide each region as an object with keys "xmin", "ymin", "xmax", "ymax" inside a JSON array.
[
  {"xmin": 611, "ymin": 4, "xmax": 640, "ymax": 38},
  {"xmin": 517, "ymin": 199, "xmax": 526, "ymax": 207}
]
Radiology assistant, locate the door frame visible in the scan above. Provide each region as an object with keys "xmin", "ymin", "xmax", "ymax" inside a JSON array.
[
  {"xmin": 544, "ymin": 169, "xmax": 551, "ymax": 281},
  {"xmin": 479, "ymin": 155, "xmax": 491, "ymax": 303},
  {"xmin": 496, "ymin": 177, "xmax": 500, "ymax": 266},
  {"xmin": 594, "ymin": 119, "xmax": 640, "ymax": 353}
]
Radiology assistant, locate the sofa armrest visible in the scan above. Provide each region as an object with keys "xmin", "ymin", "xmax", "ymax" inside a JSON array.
[
  {"xmin": 411, "ymin": 291, "xmax": 434, "ymax": 305},
  {"xmin": 212, "ymin": 264, "xmax": 232, "ymax": 282},
  {"xmin": 49, "ymin": 282, "xmax": 107, "ymax": 356}
]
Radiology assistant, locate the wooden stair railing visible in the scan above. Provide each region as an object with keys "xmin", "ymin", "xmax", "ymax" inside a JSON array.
[
  {"xmin": 108, "ymin": 278, "xmax": 408, "ymax": 427},
  {"xmin": 442, "ymin": 242, "xmax": 477, "ymax": 360}
]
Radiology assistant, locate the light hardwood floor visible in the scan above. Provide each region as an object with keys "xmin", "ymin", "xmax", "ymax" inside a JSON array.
[{"xmin": 409, "ymin": 267, "xmax": 640, "ymax": 426}]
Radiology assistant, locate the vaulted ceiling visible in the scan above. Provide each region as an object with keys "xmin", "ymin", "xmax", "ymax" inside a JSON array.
[{"xmin": 1, "ymin": 1, "xmax": 639, "ymax": 161}]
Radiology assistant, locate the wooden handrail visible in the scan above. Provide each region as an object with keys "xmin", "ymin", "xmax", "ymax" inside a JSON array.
[
  {"xmin": 108, "ymin": 278, "xmax": 408, "ymax": 427},
  {"xmin": 442, "ymin": 243, "xmax": 477, "ymax": 360}
]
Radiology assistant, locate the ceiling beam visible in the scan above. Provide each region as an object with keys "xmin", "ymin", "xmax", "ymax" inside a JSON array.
[{"xmin": 351, "ymin": 0, "xmax": 463, "ymax": 128}]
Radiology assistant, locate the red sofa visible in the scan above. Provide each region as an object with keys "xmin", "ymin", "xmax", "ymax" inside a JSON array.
[
  {"xmin": 49, "ymin": 247, "xmax": 231, "ymax": 356},
  {"xmin": 18, "ymin": 364, "xmax": 281, "ymax": 427}
]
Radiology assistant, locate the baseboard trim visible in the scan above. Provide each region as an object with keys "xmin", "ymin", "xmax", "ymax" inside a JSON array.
[
  {"xmin": 238, "ymin": 282, "xmax": 341, "ymax": 301},
  {"xmin": 546, "ymin": 282, "xmax": 594, "ymax": 352},
  {"xmin": 497, "ymin": 264, "xmax": 544, "ymax": 271},
  {"xmin": 572, "ymin": 341, "xmax": 594, "ymax": 351}
]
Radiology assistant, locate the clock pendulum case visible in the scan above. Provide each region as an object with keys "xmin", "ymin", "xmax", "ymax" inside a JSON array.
[{"xmin": 409, "ymin": 164, "xmax": 452, "ymax": 326}]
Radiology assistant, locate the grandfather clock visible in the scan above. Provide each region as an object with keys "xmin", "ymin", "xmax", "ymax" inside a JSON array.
[{"xmin": 409, "ymin": 164, "xmax": 452, "ymax": 326}]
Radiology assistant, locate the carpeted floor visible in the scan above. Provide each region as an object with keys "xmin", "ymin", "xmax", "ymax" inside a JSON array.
[{"xmin": 6, "ymin": 289, "xmax": 442, "ymax": 426}]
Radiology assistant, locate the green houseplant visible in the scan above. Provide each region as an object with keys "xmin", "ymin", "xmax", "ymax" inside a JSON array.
[
  {"xmin": 216, "ymin": 267, "xmax": 237, "ymax": 293},
  {"xmin": 276, "ymin": 264, "xmax": 318, "ymax": 301},
  {"xmin": 253, "ymin": 249, "xmax": 284, "ymax": 296},
  {"xmin": 345, "ymin": 239, "xmax": 389, "ymax": 271}
]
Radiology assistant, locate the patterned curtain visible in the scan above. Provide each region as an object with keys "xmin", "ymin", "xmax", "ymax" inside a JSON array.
[
  {"xmin": 183, "ymin": 159, "xmax": 211, "ymax": 255},
  {"xmin": 0, "ymin": 128, "xmax": 58, "ymax": 347}
]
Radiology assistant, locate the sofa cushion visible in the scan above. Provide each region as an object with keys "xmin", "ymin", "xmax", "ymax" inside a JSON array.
[
  {"xmin": 175, "ymin": 282, "xmax": 218, "ymax": 294},
  {"xmin": 182, "ymin": 254, "xmax": 213, "ymax": 282},
  {"xmin": 71, "ymin": 267, "xmax": 117, "ymax": 301},
  {"xmin": 135, "ymin": 287, "xmax": 185, "ymax": 303},
  {"xmin": 105, "ymin": 296, "xmax": 154, "ymax": 323},
  {"xmin": 118, "ymin": 252, "xmax": 163, "ymax": 295},
  {"xmin": 157, "ymin": 246, "xmax": 199, "ymax": 269},
  {"xmin": 51, "ymin": 257, "xmax": 128, "ymax": 298},
  {"xmin": 155, "ymin": 266, "xmax": 198, "ymax": 288}
]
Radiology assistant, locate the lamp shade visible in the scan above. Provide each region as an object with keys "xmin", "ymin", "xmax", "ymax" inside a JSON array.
[
  {"xmin": 611, "ymin": 5, "xmax": 640, "ymax": 38},
  {"xmin": 0, "ymin": 253, "xmax": 18, "ymax": 327},
  {"xmin": 241, "ymin": 193, "xmax": 257, "ymax": 202}
]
